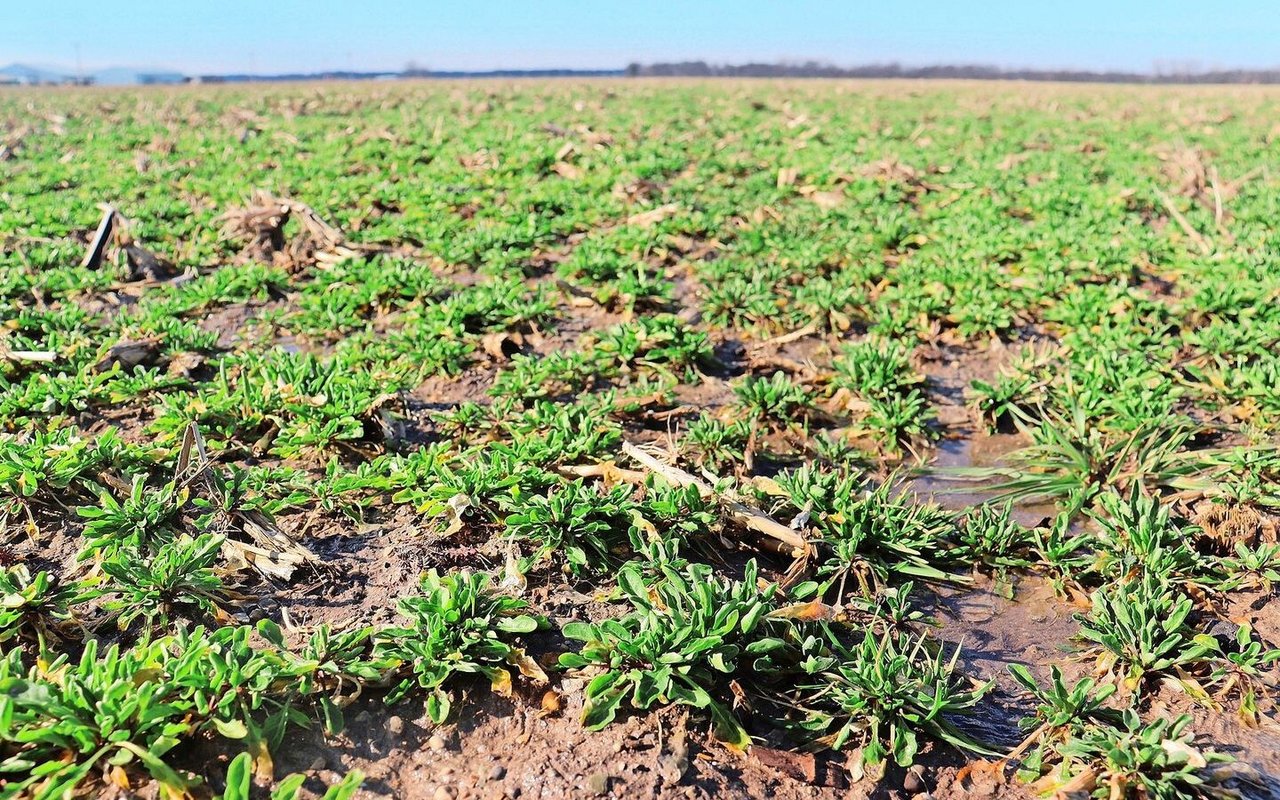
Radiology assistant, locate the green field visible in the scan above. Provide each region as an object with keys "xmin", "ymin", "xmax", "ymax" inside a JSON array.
[{"xmin": 2, "ymin": 80, "xmax": 1280, "ymax": 799}]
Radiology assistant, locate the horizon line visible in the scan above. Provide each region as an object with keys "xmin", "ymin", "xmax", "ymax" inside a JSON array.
[{"xmin": 8, "ymin": 57, "xmax": 1280, "ymax": 80}]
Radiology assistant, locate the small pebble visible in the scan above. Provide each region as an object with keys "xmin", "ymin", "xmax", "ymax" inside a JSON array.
[
  {"xmin": 428, "ymin": 734, "xmax": 447, "ymax": 752},
  {"xmin": 387, "ymin": 715, "xmax": 404, "ymax": 735},
  {"xmin": 903, "ymin": 766, "xmax": 926, "ymax": 793},
  {"xmin": 587, "ymin": 772, "xmax": 610, "ymax": 795},
  {"xmin": 489, "ymin": 765, "xmax": 507, "ymax": 781},
  {"xmin": 434, "ymin": 787, "xmax": 457, "ymax": 800}
]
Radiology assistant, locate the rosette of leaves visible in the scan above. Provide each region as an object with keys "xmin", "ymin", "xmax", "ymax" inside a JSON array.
[
  {"xmin": 373, "ymin": 570, "xmax": 547, "ymax": 723},
  {"xmin": 787, "ymin": 626, "xmax": 994, "ymax": 776},
  {"xmin": 1074, "ymin": 571, "xmax": 1219, "ymax": 692},
  {"xmin": 559, "ymin": 560, "xmax": 788, "ymax": 748}
]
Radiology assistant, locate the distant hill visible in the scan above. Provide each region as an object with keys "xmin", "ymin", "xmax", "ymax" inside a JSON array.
[
  {"xmin": 0, "ymin": 63, "xmax": 73, "ymax": 83},
  {"xmin": 0, "ymin": 62, "xmax": 185, "ymax": 85}
]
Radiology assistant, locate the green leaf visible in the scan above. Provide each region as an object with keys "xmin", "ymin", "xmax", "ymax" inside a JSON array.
[
  {"xmin": 705, "ymin": 699, "xmax": 750, "ymax": 750},
  {"xmin": 426, "ymin": 689, "xmax": 451, "ymax": 724},
  {"xmin": 319, "ymin": 696, "xmax": 346, "ymax": 736},
  {"xmin": 631, "ymin": 666, "xmax": 671, "ymax": 709},
  {"xmin": 257, "ymin": 619, "xmax": 285, "ymax": 647},
  {"xmin": 617, "ymin": 567, "xmax": 649, "ymax": 602},
  {"xmin": 562, "ymin": 621, "xmax": 597, "ymax": 642},
  {"xmin": 496, "ymin": 615, "xmax": 539, "ymax": 634},
  {"xmin": 558, "ymin": 652, "xmax": 591, "ymax": 668},
  {"xmin": 1007, "ymin": 663, "xmax": 1037, "ymax": 693},
  {"xmin": 221, "ymin": 753, "xmax": 252, "ymax": 800},
  {"xmin": 270, "ymin": 774, "xmax": 307, "ymax": 800},
  {"xmin": 581, "ymin": 684, "xmax": 627, "ymax": 730},
  {"xmin": 320, "ymin": 769, "xmax": 366, "ymax": 800},
  {"xmin": 214, "ymin": 718, "xmax": 249, "ymax": 740},
  {"xmin": 891, "ymin": 729, "xmax": 919, "ymax": 766}
]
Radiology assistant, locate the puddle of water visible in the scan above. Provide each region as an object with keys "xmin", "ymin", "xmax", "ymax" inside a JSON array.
[
  {"xmin": 950, "ymin": 698, "xmax": 1029, "ymax": 751},
  {"xmin": 929, "ymin": 579, "xmax": 1083, "ymax": 686},
  {"xmin": 907, "ymin": 438, "xmax": 1280, "ymax": 792},
  {"xmin": 926, "ymin": 577, "xmax": 1086, "ymax": 752},
  {"xmin": 908, "ymin": 433, "xmax": 1057, "ymax": 526}
]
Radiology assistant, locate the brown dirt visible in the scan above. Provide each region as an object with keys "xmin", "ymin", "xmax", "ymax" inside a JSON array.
[{"xmin": 266, "ymin": 696, "xmax": 868, "ymax": 800}]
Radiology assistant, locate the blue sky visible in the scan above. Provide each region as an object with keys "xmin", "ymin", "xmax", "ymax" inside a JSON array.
[{"xmin": 3, "ymin": 1, "xmax": 1278, "ymax": 75}]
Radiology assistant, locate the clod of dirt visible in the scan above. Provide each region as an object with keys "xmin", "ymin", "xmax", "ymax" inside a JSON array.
[
  {"xmin": 753, "ymin": 746, "xmax": 817, "ymax": 783},
  {"xmin": 166, "ymin": 351, "xmax": 205, "ymax": 377},
  {"xmin": 93, "ymin": 337, "xmax": 162, "ymax": 373},
  {"xmin": 903, "ymin": 764, "xmax": 927, "ymax": 793},
  {"xmin": 123, "ymin": 242, "xmax": 176, "ymax": 281},
  {"xmin": 657, "ymin": 715, "xmax": 690, "ymax": 786}
]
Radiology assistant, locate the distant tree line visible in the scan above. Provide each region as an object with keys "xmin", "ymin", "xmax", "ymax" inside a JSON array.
[
  {"xmin": 178, "ymin": 60, "xmax": 1280, "ymax": 86},
  {"xmin": 625, "ymin": 60, "xmax": 1280, "ymax": 84},
  {"xmin": 414, "ymin": 69, "xmax": 626, "ymax": 79}
]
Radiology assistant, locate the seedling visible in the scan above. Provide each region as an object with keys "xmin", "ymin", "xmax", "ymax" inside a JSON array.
[
  {"xmin": 504, "ymin": 480, "xmax": 638, "ymax": 575},
  {"xmin": 788, "ymin": 626, "xmax": 995, "ymax": 774},
  {"xmin": 954, "ymin": 502, "xmax": 1035, "ymax": 589},
  {"xmin": 0, "ymin": 428, "xmax": 124, "ymax": 534},
  {"xmin": 1050, "ymin": 711, "xmax": 1234, "ymax": 800},
  {"xmin": 0, "ymin": 566, "xmax": 80, "ymax": 645},
  {"xmin": 374, "ymin": 570, "xmax": 547, "ymax": 723},
  {"xmin": 77, "ymin": 475, "xmax": 188, "ymax": 558},
  {"xmin": 795, "ymin": 475, "xmax": 961, "ymax": 594},
  {"xmin": 219, "ymin": 751, "xmax": 364, "ymax": 800},
  {"xmin": 685, "ymin": 414, "xmax": 751, "ymax": 471},
  {"xmin": 99, "ymin": 534, "xmax": 234, "ymax": 630},
  {"xmin": 559, "ymin": 560, "xmax": 785, "ymax": 748},
  {"xmin": 733, "ymin": 371, "xmax": 813, "ymax": 426},
  {"xmin": 1075, "ymin": 572, "xmax": 1219, "ymax": 692}
]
